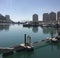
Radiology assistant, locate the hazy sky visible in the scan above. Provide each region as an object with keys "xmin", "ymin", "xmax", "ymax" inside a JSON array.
[{"xmin": 0, "ymin": 0, "xmax": 60, "ymax": 22}]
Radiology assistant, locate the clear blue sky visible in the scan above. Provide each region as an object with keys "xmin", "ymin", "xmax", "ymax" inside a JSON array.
[{"xmin": 0, "ymin": 0, "xmax": 60, "ymax": 22}]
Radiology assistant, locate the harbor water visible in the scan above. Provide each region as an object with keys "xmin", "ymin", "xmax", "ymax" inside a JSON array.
[{"xmin": 0, "ymin": 24, "xmax": 60, "ymax": 58}]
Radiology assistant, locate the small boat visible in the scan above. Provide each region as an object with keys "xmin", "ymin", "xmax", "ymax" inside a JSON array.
[
  {"xmin": 51, "ymin": 38, "xmax": 58, "ymax": 43},
  {"xmin": 20, "ymin": 44, "xmax": 34, "ymax": 51},
  {"xmin": 47, "ymin": 37, "xmax": 58, "ymax": 43},
  {"xmin": 55, "ymin": 36, "xmax": 60, "ymax": 40}
]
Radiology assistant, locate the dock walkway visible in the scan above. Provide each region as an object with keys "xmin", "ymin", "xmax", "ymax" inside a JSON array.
[
  {"xmin": 0, "ymin": 38, "xmax": 53, "ymax": 56},
  {"xmin": 0, "ymin": 39, "xmax": 51, "ymax": 52}
]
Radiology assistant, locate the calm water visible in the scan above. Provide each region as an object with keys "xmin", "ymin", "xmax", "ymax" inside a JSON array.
[{"xmin": 0, "ymin": 24, "xmax": 60, "ymax": 58}]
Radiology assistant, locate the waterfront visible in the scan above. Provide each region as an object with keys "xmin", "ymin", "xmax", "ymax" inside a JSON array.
[{"xmin": 0, "ymin": 24, "xmax": 60, "ymax": 58}]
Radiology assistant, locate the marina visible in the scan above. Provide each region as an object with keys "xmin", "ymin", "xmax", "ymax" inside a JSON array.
[
  {"xmin": 0, "ymin": 34, "xmax": 60, "ymax": 57},
  {"xmin": 0, "ymin": 0, "xmax": 60, "ymax": 58},
  {"xmin": 0, "ymin": 25, "xmax": 60, "ymax": 58}
]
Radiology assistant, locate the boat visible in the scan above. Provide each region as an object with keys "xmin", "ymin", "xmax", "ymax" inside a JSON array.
[
  {"xmin": 51, "ymin": 38, "xmax": 58, "ymax": 43},
  {"xmin": 47, "ymin": 37, "xmax": 58, "ymax": 43}
]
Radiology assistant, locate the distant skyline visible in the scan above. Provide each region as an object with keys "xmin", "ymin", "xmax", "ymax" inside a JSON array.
[{"xmin": 0, "ymin": 0, "xmax": 60, "ymax": 22}]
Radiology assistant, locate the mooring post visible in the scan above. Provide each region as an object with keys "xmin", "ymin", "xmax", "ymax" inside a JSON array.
[
  {"xmin": 27, "ymin": 35, "xmax": 31, "ymax": 46},
  {"xmin": 24, "ymin": 34, "xmax": 26, "ymax": 46}
]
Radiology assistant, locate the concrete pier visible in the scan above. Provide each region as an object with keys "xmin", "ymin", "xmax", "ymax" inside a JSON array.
[
  {"xmin": 13, "ymin": 45, "xmax": 25, "ymax": 52},
  {"xmin": 0, "ymin": 43, "xmax": 34, "ymax": 56},
  {"xmin": 0, "ymin": 47, "xmax": 14, "ymax": 56},
  {"xmin": 0, "ymin": 44, "xmax": 34, "ymax": 56}
]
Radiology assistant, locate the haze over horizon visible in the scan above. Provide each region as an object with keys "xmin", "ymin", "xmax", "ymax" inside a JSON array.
[{"xmin": 0, "ymin": 0, "xmax": 60, "ymax": 22}]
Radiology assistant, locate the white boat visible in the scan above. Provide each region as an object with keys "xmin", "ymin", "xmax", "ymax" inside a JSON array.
[
  {"xmin": 47, "ymin": 37, "xmax": 58, "ymax": 43},
  {"xmin": 51, "ymin": 38, "xmax": 58, "ymax": 43}
]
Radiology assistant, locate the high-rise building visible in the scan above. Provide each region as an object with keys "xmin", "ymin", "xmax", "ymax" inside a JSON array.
[
  {"xmin": 43, "ymin": 12, "xmax": 56, "ymax": 24},
  {"xmin": 43, "ymin": 13, "xmax": 49, "ymax": 24},
  {"xmin": 5, "ymin": 15, "xmax": 10, "ymax": 20},
  {"xmin": 49, "ymin": 12, "xmax": 56, "ymax": 24},
  {"xmin": 33, "ymin": 14, "xmax": 38, "ymax": 23},
  {"xmin": 0, "ymin": 14, "xmax": 5, "ymax": 23},
  {"xmin": 57, "ymin": 11, "xmax": 60, "ymax": 23},
  {"xmin": 5, "ymin": 15, "xmax": 12, "ymax": 23}
]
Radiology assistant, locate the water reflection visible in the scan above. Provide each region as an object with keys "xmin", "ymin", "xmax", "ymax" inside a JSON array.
[
  {"xmin": 1, "ymin": 25, "xmax": 60, "ymax": 58},
  {"xmin": 2, "ymin": 41, "xmax": 60, "ymax": 58},
  {"xmin": 3, "ymin": 51, "xmax": 34, "ymax": 58},
  {"xmin": 0, "ymin": 25, "xmax": 10, "ymax": 31},
  {"xmin": 23, "ymin": 26, "xmax": 38, "ymax": 33},
  {"xmin": 42, "ymin": 27, "xmax": 57, "ymax": 34},
  {"xmin": 32, "ymin": 27, "xmax": 38, "ymax": 33},
  {"xmin": 50, "ymin": 41, "xmax": 60, "ymax": 51},
  {"xmin": 57, "ymin": 28, "xmax": 60, "ymax": 36}
]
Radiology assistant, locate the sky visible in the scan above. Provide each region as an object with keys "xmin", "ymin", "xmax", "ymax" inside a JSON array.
[{"xmin": 0, "ymin": 0, "xmax": 60, "ymax": 22}]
